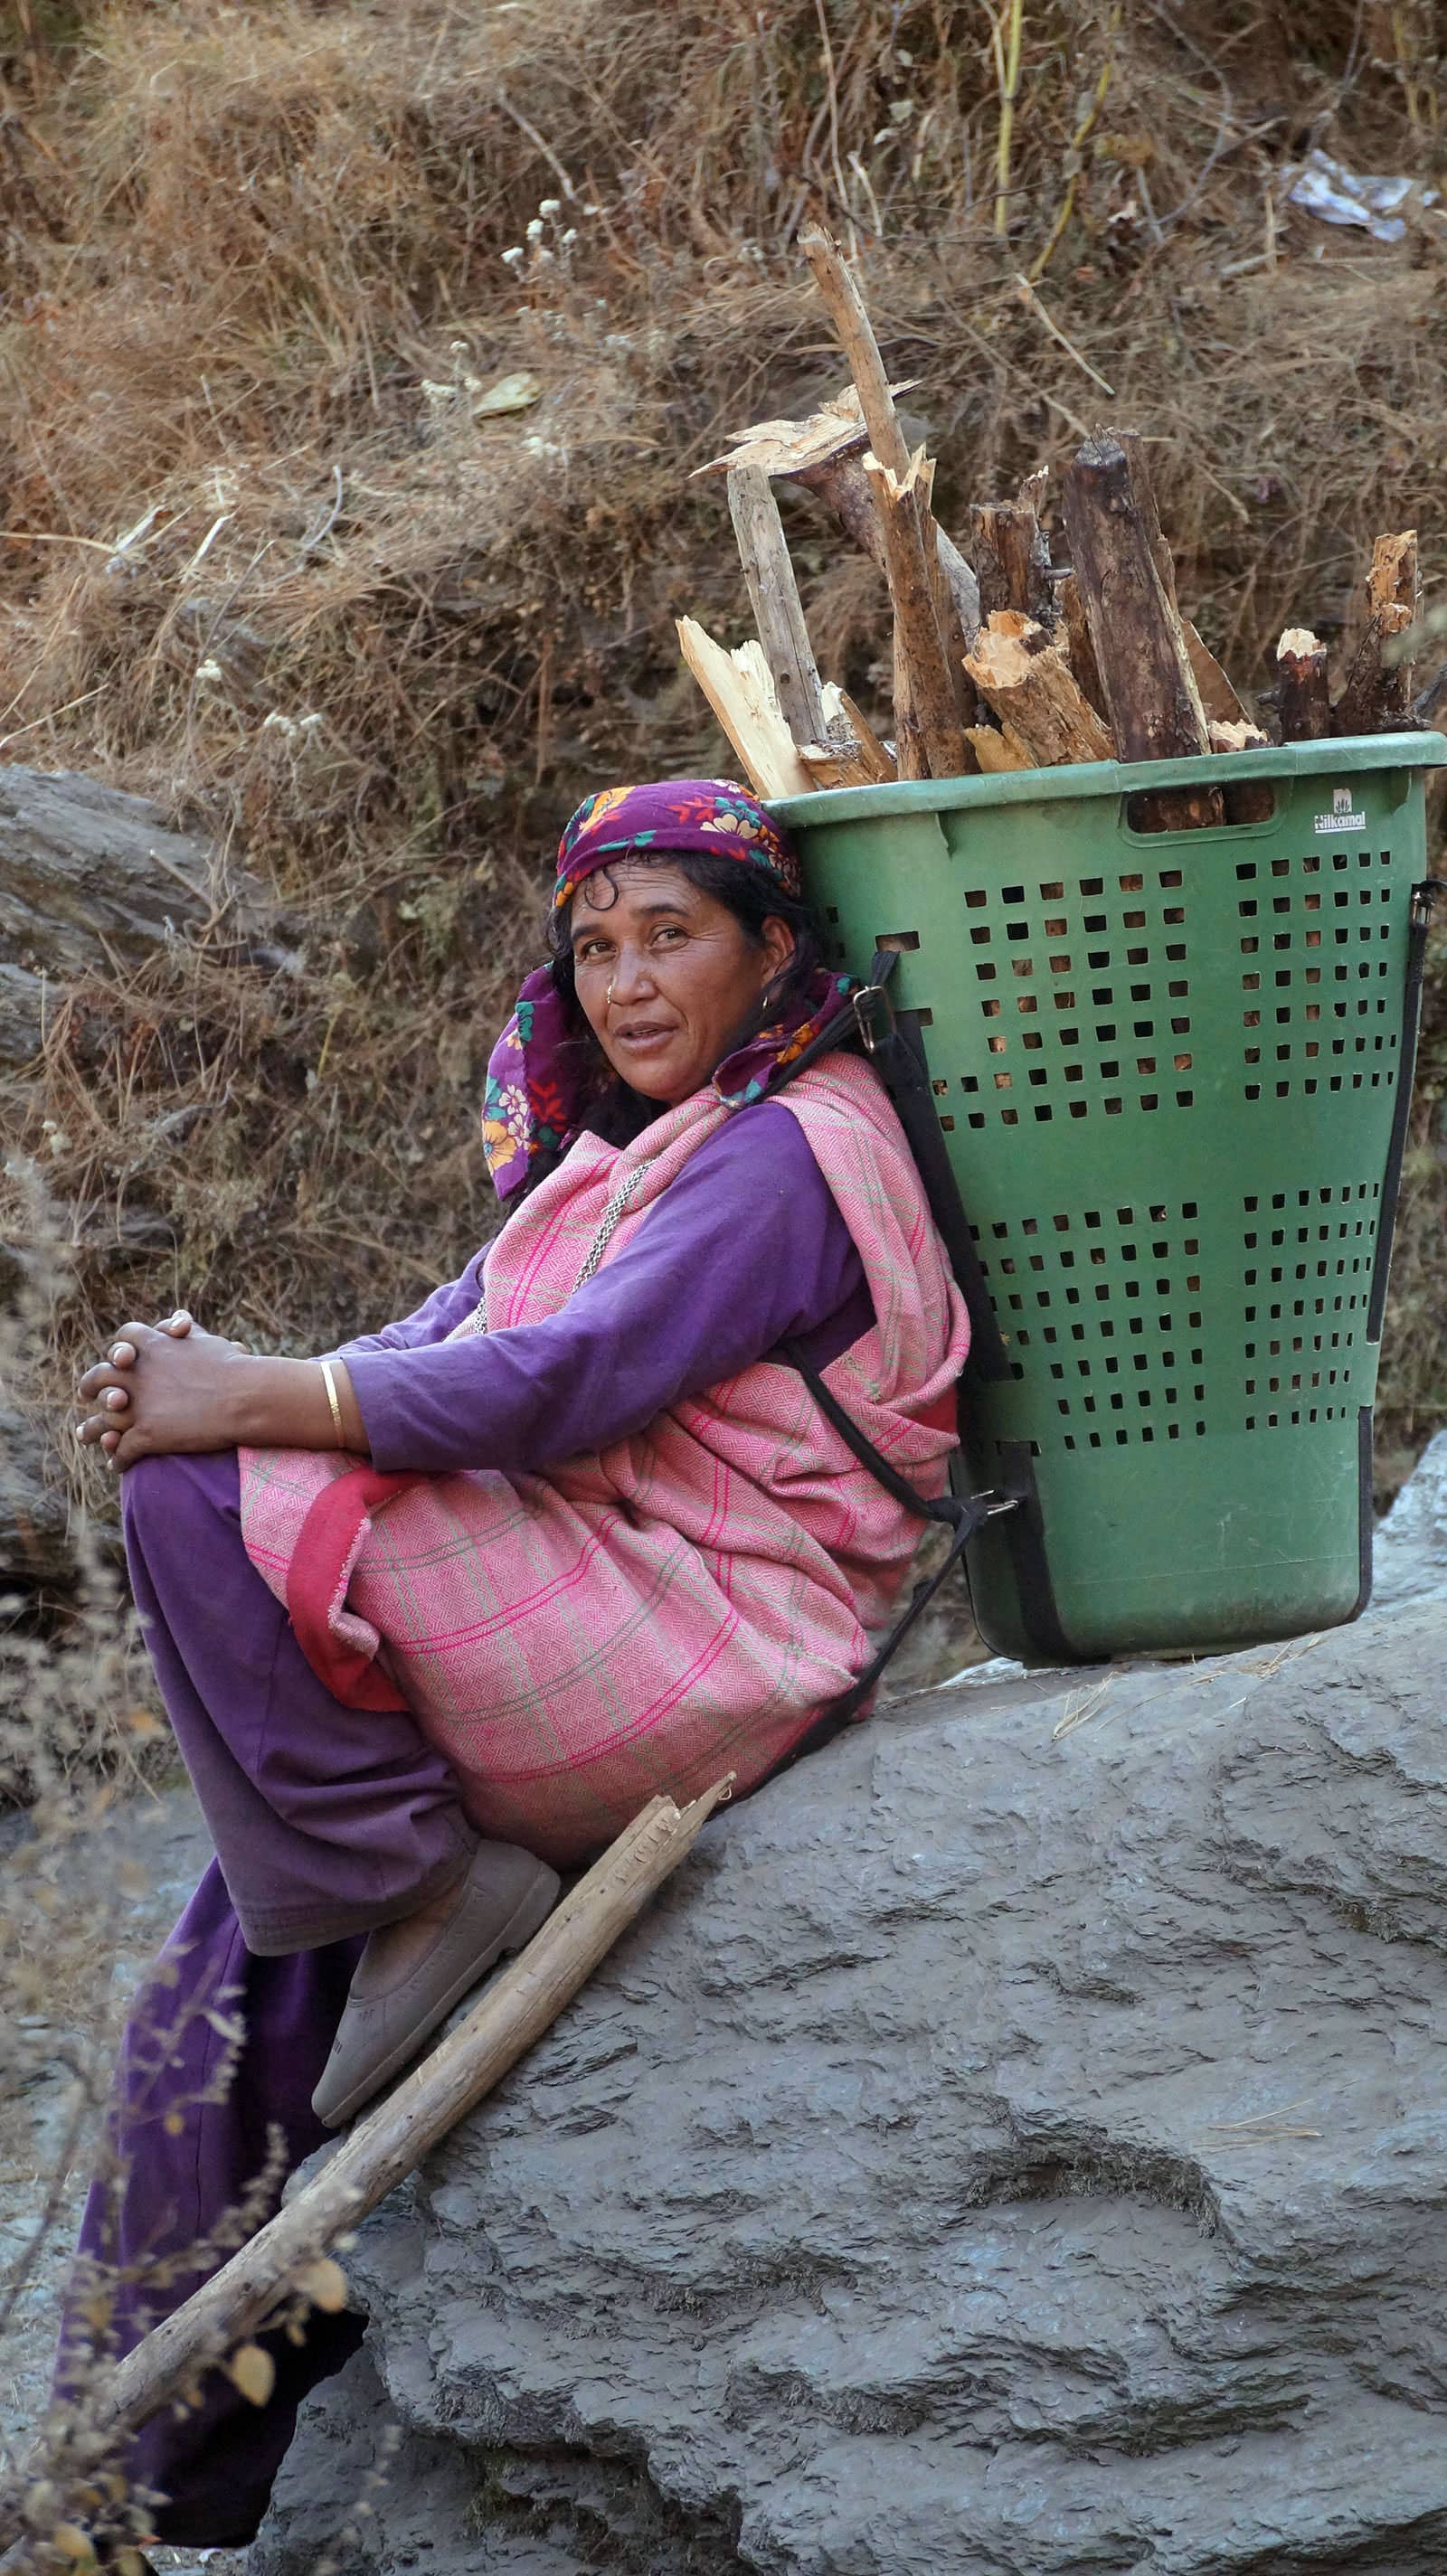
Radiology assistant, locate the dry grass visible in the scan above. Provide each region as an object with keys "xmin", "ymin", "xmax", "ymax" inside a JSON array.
[{"xmin": 0, "ymin": 0, "xmax": 1444, "ymax": 1534}]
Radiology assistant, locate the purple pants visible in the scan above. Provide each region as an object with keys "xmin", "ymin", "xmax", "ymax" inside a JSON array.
[{"xmin": 62, "ymin": 1450, "xmax": 475, "ymax": 2546}]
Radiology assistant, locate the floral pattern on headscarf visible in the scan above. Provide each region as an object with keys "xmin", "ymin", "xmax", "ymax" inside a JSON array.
[
  {"xmin": 552, "ymin": 778, "xmax": 802, "ymax": 914},
  {"xmin": 481, "ymin": 778, "xmax": 847, "ymax": 1202}
]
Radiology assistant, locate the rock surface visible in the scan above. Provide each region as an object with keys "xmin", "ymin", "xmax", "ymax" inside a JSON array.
[
  {"xmin": 251, "ymin": 1453, "xmax": 1447, "ymax": 2576},
  {"xmin": 0, "ymin": 762, "xmax": 281, "ymax": 1038},
  {"xmin": 1371, "ymin": 1425, "xmax": 1447, "ymax": 1606}
]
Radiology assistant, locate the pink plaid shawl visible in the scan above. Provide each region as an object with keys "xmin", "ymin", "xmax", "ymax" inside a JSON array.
[{"xmin": 239, "ymin": 1055, "xmax": 969, "ymax": 1864}]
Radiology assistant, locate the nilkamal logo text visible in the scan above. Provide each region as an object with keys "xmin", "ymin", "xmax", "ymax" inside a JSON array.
[{"xmin": 1313, "ymin": 784, "xmax": 1367, "ymax": 834}]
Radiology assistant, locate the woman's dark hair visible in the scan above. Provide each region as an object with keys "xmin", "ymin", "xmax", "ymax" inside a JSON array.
[{"xmin": 538, "ymin": 848, "xmax": 834, "ymax": 1158}]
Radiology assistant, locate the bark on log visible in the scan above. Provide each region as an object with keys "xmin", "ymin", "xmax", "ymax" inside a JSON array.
[
  {"xmin": 1276, "ymin": 627, "xmax": 1331, "ymax": 742},
  {"xmin": 799, "ymin": 685, "xmax": 896, "ymax": 788},
  {"xmin": 963, "ymin": 613, "xmax": 1115, "ymax": 767},
  {"xmin": 1058, "ymin": 573, "xmax": 1108, "ymax": 720},
  {"xmin": 725, "ymin": 465, "xmax": 828, "ymax": 747},
  {"xmin": 676, "ymin": 619, "xmax": 811, "ymax": 798},
  {"xmin": 863, "ymin": 449, "xmax": 969, "ymax": 782},
  {"xmin": 969, "ymin": 498, "xmax": 1053, "ymax": 625},
  {"xmin": 1332, "ymin": 532, "xmax": 1420, "ymax": 734},
  {"xmin": 799, "ymin": 228, "xmax": 913, "ymax": 481},
  {"xmin": 1118, "ymin": 431, "xmax": 1179, "ymax": 607},
  {"xmin": 791, "ymin": 454, "xmax": 981, "ymax": 648},
  {"xmin": 1061, "ymin": 436, "xmax": 1222, "ymax": 831},
  {"xmin": 24, "ymin": 1784, "xmax": 734, "ymax": 2478},
  {"xmin": 692, "ymin": 384, "xmax": 980, "ymax": 653}
]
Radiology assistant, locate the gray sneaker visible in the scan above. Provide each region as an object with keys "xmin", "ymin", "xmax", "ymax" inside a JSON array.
[{"xmin": 311, "ymin": 1839, "xmax": 561, "ymax": 2128}]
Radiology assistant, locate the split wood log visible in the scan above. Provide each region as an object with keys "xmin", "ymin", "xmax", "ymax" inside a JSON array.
[
  {"xmin": 1118, "ymin": 431, "xmax": 1179, "ymax": 608},
  {"xmin": 799, "ymin": 684, "xmax": 896, "ymax": 788},
  {"xmin": 1182, "ymin": 621, "xmax": 1256, "ymax": 729},
  {"xmin": 1276, "ymin": 627, "xmax": 1330, "ymax": 741},
  {"xmin": 799, "ymin": 227, "xmax": 913, "ymax": 480},
  {"xmin": 54, "ymin": 1781, "xmax": 734, "ymax": 2467},
  {"xmin": 725, "ymin": 464, "xmax": 828, "ymax": 747},
  {"xmin": 692, "ymin": 392, "xmax": 980, "ymax": 647},
  {"xmin": 969, "ymin": 494, "xmax": 1053, "ymax": 625},
  {"xmin": 1061, "ymin": 435, "xmax": 1222, "ymax": 831},
  {"xmin": 864, "ymin": 448, "xmax": 969, "ymax": 781},
  {"xmin": 1333, "ymin": 531, "xmax": 1420, "ymax": 734},
  {"xmin": 1058, "ymin": 573, "xmax": 1108, "ymax": 720},
  {"xmin": 800, "ymin": 227, "xmax": 973, "ymax": 769},
  {"xmin": 694, "ymin": 387, "xmax": 918, "ymax": 485},
  {"xmin": 967, "ymin": 723, "xmax": 1032, "ymax": 773},
  {"xmin": 796, "ymin": 455, "xmax": 980, "ymax": 658},
  {"xmin": 676, "ymin": 618, "xmax": 811, "ymax": 798},
  {"xmin": 1207, "ymin": 716, "xmax": 1276, "ymax": 824},
  {"xmin": 963, "ymin": 612, "xmax": 1115, "ymax": 767}
]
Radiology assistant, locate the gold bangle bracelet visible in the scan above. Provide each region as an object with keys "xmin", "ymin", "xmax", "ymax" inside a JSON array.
[{"xmin": 319, "ymin": 1359, "xmax": 345, "ymax": 1448}]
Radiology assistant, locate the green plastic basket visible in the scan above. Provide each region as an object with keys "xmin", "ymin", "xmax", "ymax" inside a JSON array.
[{"xmin": 775, "ymin": 733, "xmax": 1447, "ymax": 1662}]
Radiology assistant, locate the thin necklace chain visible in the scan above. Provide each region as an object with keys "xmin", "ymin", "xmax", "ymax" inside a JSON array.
[{"xmin": 459, "ymin": 1153, "xmax": 655, "ymax": 1337}]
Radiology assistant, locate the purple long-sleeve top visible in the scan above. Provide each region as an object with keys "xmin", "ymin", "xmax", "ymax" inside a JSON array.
[{"xmin": 335, "ymin": 1100, "xmax": 874, "ymax": 1476}]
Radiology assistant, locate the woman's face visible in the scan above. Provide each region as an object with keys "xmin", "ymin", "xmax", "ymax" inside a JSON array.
[{"xmin": 570, "ymin": 860, "xmax": 796, "ymax": 1106}]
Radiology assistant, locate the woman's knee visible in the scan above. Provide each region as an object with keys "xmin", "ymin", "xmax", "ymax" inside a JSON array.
[{"xmin": 121, "ymin": 1448, "xmax": 242, "ymax": 1555}]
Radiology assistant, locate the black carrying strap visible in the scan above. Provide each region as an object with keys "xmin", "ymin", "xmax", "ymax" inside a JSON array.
[
  {"xmin": 771, "ymin": 1341, "xmax": 1016, "ymax": 1772},
  {"xmin": 758, "ymin": 945, "xmax": 1024, "ymax": 1778},
  {"xmin": 1368, "ymin": 879, "xmax": 1444, "ymax": 1338},
  {"xmin": 775, "ymin": 949, "xmax": 1010, "ymax": 1379}
]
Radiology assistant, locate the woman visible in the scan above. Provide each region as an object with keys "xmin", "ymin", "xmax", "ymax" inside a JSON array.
[{"xmin": 62, "ymin": 779, "xmax": 969, "ymax": 2552}]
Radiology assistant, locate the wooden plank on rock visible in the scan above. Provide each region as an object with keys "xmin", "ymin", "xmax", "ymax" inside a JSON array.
[{"xmin": 46, "ymin": 1783, "xmax": 735, "ymax": 2470}]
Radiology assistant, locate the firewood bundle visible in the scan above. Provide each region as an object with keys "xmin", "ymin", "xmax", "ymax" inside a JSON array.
[{"xmin": 678, "ymin": 228, "xmax": 1427, "ymax": 826}]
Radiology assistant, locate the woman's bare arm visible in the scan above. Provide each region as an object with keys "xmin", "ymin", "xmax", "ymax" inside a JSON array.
[{"xmin": 75, "ymin": 1318, "xmax": 368, "ymax": 1468}]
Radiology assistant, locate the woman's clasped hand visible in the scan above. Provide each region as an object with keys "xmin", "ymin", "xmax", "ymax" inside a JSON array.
[{"xmin": 75, "ymin": 1309, "xmax": 251, "ymax": 1468}]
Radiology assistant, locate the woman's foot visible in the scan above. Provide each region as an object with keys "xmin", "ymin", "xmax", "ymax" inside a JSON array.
[{"xmin": 310, "ymin": 1840, "xmax": 560, "ymax": 2127}]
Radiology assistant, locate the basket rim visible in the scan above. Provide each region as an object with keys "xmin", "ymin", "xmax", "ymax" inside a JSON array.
[{"xmin": 770, "ymin": 729, "xmax": 1447, "ymax": 829}]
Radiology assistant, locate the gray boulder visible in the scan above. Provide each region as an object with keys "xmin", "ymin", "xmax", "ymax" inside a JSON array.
[
  {"xmin": 0, "ymin": 761, "xmax": 285, "ymax": 1017},
  {"xmin": 251, "ymin": 1452, "xmax": 1447, "ymax": 2576},
  {"xmin": 1371, "ymin": 1426, "xmax": 1447, "ymax": 1605}
]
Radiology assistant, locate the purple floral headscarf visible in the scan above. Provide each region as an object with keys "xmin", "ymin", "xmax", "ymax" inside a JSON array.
[{"xmin": 481, "ymin": 778, "xmax": 852, "ymax": 1201}]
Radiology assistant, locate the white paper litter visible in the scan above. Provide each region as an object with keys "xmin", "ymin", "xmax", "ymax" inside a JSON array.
[{"xmin": 1287, "ymin": 148, "xmax": 1437, "ymax": 244}]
